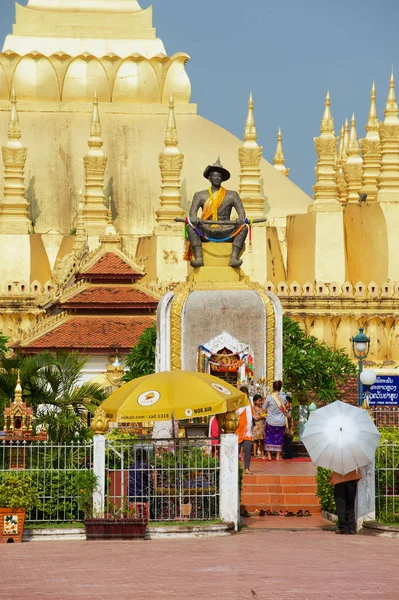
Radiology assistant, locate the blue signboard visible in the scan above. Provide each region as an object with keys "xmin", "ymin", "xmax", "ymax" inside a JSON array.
[{"xmin": 368, "ymin": 375, "xmax": 399, "ymax": 406}]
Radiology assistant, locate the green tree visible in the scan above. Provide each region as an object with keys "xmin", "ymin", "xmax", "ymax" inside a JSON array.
[
  {"xmin": 0, "ymin": 332, "xmax": 9, "ymax": 358},
  {"xmin": 0, "ymin": 350, "xmax": 106, "ymax": 442},
  {"xmin": 123, "ymin": 324, "xmax": 157, "ymax": 382},
  {"xmin": 283, "ymin": 316, "xmax": 356, "ymax": 404}
]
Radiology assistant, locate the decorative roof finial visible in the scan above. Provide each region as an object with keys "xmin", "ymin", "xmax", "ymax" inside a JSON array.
[
  {"xmin": 384, "ymin": 67, "xmax": 398, "ymax": 119},
  {"xmin": 14, "ymin": 370, "xmax": 23, "ymax": 403},
  {"xmin": 165, "ymin": 95, "xmax": 178, "ymax": 149},
  {"xmin": 273, "ymin": 127, "xmax": 290, "ymax": 177},
  {"xmin": 320, "ymin": 90, "xmax": 335, "ymax": 134},
  {"xmin": 348, "ymin": 113, "xmax": 360, "ymax": 152},
  {"xmin": 8, "ymin": 87, "xmax": 21, "ymax": 140},
  {"xmin": 244, "ymin": 91, "xmax": 257, "ymax": 143},
  {"xmin": 90, "ymin": 90, "xmax": 101, "ymax": 137},
  {"xmin": 366, "ymin": 81, "xmax": 379, "ymax": 131}
]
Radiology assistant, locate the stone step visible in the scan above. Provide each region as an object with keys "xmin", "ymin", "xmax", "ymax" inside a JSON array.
[
  {"xmin": 243, "ymin": 504, "xmax": 321, "ymax": 514},
  {"xmin": 241, "ymin": 473, "xmax": 321, "ymax": 513}
]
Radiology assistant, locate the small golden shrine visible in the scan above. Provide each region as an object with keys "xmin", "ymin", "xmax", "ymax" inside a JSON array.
[{"xmin": 3, "ymin": 372, "xmax": 46, "ymax": 441}]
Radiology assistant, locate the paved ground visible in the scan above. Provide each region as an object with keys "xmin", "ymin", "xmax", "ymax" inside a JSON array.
[{"xmin": 1, "ymin": 529, "xmax": 399, "ymax": 599}]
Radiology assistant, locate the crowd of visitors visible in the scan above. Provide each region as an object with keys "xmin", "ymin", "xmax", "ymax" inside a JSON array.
[{"xmin": 234, "ymin": 380, "xmax": 294, "ymax": 474}]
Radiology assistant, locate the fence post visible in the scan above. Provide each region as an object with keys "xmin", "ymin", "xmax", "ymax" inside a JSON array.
[
  {"xmin": 356, "ymin": 461, "xmax": 375, "ymax": 531},
  {"xmin": 93, "ymin": 434, "xmax": 106, "ymax": 517},
  {"xmin": 220, "ymin": 434, "xmax": 239, "ymax": 530}
]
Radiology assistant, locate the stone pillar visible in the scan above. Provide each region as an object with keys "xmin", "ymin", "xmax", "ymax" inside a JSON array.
[
  {"xmin": 220, "ymin": 433, "xmax": 239, "ymax": 530},
  {"xmin": 93, "ymin": 434, "xmax": 106, "ymax": 517},
  {"xmin": 356, "ymin": 463, "xmax": 375, "ymax": 531}
]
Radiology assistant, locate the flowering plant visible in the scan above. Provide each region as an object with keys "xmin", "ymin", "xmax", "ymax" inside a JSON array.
[{"xmin": 0, "ymin": 474, "xmax": 39, "ymax": 511}]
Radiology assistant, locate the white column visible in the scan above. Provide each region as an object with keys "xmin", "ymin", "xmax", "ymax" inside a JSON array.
[
  {"xmin": 356, "ymin": 462, "xmax": 375, "ymax": 531},
  {"xmin": 93, "ymin": 434, "xmax": 106, "ymax": 517},
  {"xmin": 220, "ymin": 434, "xmax": 239, "ymax": 530}
]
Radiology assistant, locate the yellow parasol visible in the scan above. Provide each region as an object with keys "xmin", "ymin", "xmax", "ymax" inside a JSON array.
[{"xmin": 100, "ymin": 370, "xmax": 248, "ymax": 422}]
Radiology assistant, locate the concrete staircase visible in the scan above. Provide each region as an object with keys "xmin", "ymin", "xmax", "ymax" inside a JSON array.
[{"xmin": 241, "ymin": 467, "xmax": 321, "ymax": 514}]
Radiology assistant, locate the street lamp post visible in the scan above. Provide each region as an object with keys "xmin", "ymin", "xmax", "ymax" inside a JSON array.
[{"xmin": 351, "ymin": 328, "xmax": 371, "ymax": 406}]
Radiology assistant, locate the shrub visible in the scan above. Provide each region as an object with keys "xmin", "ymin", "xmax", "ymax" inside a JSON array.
[
  {"xmin": 316, "ymin": 468, "xmax": 336, "ymax": 514},
  {"xmin": 0, "ymin": 474, "xmax": 39, "ymax": 511}
]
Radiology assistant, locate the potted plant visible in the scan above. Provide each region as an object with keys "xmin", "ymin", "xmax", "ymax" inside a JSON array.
[
  {"xmin": 0, "ymin": 474, "xmax": 39, "ymax": 543},
  {"xmin": 84, "ymin": 500, "xmax": 149, "ymax": 540}
]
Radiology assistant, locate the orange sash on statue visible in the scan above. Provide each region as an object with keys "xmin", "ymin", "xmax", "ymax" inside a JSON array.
[
  {"xmin": 201, "ymin": 187, "xmax": 227, "ymax": 222},
  {"xmin": 183, "ymin": 187, "xmax": 227, "ymax": 261}
]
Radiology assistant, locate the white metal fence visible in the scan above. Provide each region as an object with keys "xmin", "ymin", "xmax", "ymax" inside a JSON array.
[
  {"xmin": 375, "ymin": 442, "xmax": 399, "ymax": 519},
  {"xmin": 105, "ymin": 438, "xmax": 220, "ymax": 521},
  {"xmin": 0, "ymin": 438, "xmax": 222, "ymax": 524},
  {"xmin": 0, "ymin": 440, "xmax": 93, "ymax": 523},
  {"xmin": 370, "ymin": 407, "xmax": 399, "ymax": 429}
]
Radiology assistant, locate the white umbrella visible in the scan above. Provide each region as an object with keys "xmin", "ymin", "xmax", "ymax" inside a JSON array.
[{"xmin": 301, "ymin": 400, "xmax": 381, "ymax": 475}]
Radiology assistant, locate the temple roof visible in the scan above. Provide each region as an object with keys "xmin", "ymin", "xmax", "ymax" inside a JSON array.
[
  {"xmin": 20, "ymin": 315, "xmax": 155, "ymax": 353},
  {"xmin": 80, "ymin": 251, "xmax": 144, "ymax": 281},
  {"xmin": 60, "ymin": 286, "xmax": 159, "ymax": 309}
]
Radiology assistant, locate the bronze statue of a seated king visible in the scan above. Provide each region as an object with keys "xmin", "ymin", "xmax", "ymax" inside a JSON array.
[{"xmin": 186, "ymin": 159, "xmax": 248, "ymax": 268}]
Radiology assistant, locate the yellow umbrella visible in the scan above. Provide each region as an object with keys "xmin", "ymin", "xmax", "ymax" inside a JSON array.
[{"xmin": 100, "ymin": 370, "xmax": 248, "ymax": 422}]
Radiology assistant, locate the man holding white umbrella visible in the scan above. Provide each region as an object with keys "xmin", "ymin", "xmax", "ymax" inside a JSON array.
[
  {"xmin": 329, "ymin": 469, "xmax": 362, "ymax": 534},
  {"xmin": 301, "ymin": 399, "xmax": 380, "ymax": 534}
]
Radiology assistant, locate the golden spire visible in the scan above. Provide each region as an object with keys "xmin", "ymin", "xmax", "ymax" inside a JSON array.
[
  {"xmin": 338, "ymin": 125, "xmax": 344, "ymax": 162},
  {"xmin": 343, "ymin": 118, "xmax": 350, "ymax": 157},
  {"xmin": 14, "ymin": 370, "xmax": 23, "ymax": 404},
  {"xmin": 361, "ymin": 82, "xmax": 381, "ymax": 202},
  {"xmin": 244, "ymin": 91, "xmax": 257, "ymax": 143},
  {"xmin": 312, "ymin": 91, "xmax": 340, "ymax": 210},
  {"xmin": 72, "ymin": 190, "xmax": 87, "ymax": 254},
  {"xmin": 164, "ymin": 95, "xmax": 178, "ymax": 151},
  {"xmin": 8, "ymin": 88, "xmax": 21, "ymax": 141},
  {"xmin": 344, "ymin": 114, "xmax": 363, "ymax": 202},
  {"xmin": 384, "ymin": 68, "xmax": 398, "ymax": 120},
  {"xmin": 156, "ymin": 96, "xmax": 184, "ymax": 223},
  {"xmin": 273, "ymin": 128, "xmax": 290, "ymax": 177},
  {"xmin": 320, "ymin": 90, "xmax": 335, "ymax": 134},
  {"xmin": 367, "ymin": 81, "xmax": 379, "ymax": 131},
  {"xmin": 0, "ymin": 89, "xmax": 30, "ymax": 233},
  {"xmin": 83, "ymin": 93, "xmax": 108, "ymax": 236},
  {"xmin": 377, "ymin": 70, "xmax": 399, "ymax": 202},
  {"xmin": 238, "ymin": 92, "xmax": 264, "ymax": 218},
  {"xmin": 100, "ymin": 198, "xmax": 122, "ymax": 247},
  {"xmin": 336, "ymin": 124, "xmax": 348, "ymax": 204}
]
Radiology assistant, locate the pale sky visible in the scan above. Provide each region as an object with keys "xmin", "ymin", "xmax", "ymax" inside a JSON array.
[{"xmin": 1, "ymin": 0, "xmax": 399, "ymax": 195}]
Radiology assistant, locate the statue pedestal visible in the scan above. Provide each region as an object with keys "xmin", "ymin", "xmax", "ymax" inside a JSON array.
[
  {"xmin": 189, "ymin": 243, "xmax": 245, "ymax": 286},
  {"xmin": 157, "ymin": 242, "xmax": 283, "ymax": 386}
]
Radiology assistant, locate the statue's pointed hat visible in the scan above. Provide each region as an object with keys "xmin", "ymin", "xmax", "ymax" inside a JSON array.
[{"xmin": 203, "ymin": 157, "xmax": 231, "ymax": 182}]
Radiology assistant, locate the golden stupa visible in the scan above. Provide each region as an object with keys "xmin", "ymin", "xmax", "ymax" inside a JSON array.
[{"xmin": 0, "ymin": 0, "xmax": 399, "ymax": 370}]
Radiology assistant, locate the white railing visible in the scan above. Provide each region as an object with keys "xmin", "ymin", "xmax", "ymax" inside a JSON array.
[
  {"xmin": 103, "ymin": 438, "xmax": 220, "ymax": 522},
  {"xmin": 0, "ymin": 440, "xmax": 93, "ymax": 523},
  {"xmin": 0, "ymin": 436, "xmax": 239, "ymax": 526},
  {"xmin": 375, "ymin": 442, "xmax": 399, "ymax": 520}
]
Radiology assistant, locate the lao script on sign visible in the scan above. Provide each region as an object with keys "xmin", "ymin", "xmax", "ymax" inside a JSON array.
[{"xmin": 368, "ymin": 376, "xmax": 399, "ymax": 406}]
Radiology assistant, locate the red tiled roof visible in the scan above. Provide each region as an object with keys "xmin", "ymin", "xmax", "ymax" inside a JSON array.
[
  {"xmin": 22, "ymin": 316, "xmax": 155, "ymax": 352},
  {"xmin": 82, "ymin": 253, "xmax": 143, "ymax": 279},
  {"xmin": 61, "ymin": 287, "xmax": 158, "ymax": 308}
]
